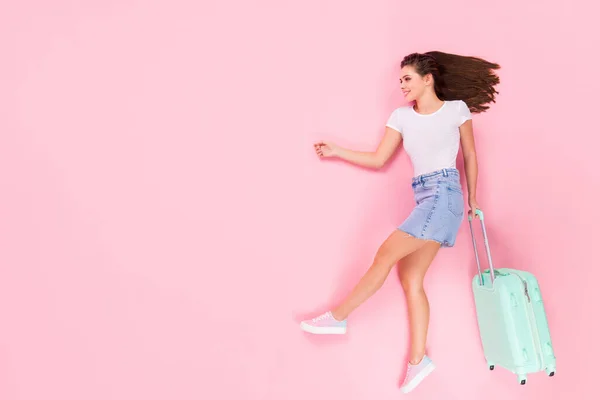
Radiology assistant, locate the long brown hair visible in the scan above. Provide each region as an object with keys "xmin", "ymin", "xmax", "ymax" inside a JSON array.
[{"xmin": 401, "ymin": 51, "xmax": 501, "ymax": 113}]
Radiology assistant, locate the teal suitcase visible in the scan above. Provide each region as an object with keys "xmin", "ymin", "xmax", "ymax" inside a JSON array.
[{"xmin": 468, "ymin": 210, "xmax": 557, "ymax": 384}]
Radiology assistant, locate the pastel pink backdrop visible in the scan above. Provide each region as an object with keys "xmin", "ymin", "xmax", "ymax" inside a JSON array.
[{"xmin": 1, "ymin": 1, "xmax": 597, "ymax": 399}]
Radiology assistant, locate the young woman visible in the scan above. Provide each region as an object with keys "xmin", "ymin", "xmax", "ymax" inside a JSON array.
[{"xmin": 301, "ymin": 51, "xmax": 500, "ymax": 393}]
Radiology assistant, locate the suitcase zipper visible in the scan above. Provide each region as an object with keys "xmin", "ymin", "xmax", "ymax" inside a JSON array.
[
  {"xmin": 523, "ymin": 281, "xmax": 531, "ymax": 302},
  {"xmin": 505, "ymin": 271, "xmax": 543, "ymax": 370},
  {"xmin": 505, "ymin": 272, "xmax": 530, "ymax": 303}
]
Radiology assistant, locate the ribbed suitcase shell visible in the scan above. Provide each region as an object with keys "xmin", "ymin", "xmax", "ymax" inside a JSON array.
[{"xmin": 468, "ymin": 211, "xmax": 556, "ymax": 384}]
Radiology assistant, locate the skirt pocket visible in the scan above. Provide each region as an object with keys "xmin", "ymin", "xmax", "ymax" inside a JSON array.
[{"xmin": 447, "ymin": 186, "xmax": 464, "ymax": 217}]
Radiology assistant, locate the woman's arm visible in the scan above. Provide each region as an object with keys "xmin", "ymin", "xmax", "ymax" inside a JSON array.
[
  {"xmin": 459, "ymin": 119, "xmax": 481, "ymax": 216},
  {"xmin": 314, "ymin": 126, "xmax": 402, "ymax": 169}
]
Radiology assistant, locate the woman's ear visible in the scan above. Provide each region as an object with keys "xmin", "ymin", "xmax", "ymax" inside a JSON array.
[{"xmin": 424, "ymin": 73, "xmax": 434, "ymax": 86}]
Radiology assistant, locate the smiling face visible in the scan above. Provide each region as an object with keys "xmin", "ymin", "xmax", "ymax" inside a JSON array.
[{"xmin": 399, "ymin": 65, "xmax": 433, "ymax": 102}]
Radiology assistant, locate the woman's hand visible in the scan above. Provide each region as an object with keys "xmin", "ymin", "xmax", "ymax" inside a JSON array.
[
  {"xmin": 469, "ymin": 197, "xmax": 481, "ymax": 219},
  {"xmin": 314, "ymin": 141, "xmax": 339, "ymax": 158}
]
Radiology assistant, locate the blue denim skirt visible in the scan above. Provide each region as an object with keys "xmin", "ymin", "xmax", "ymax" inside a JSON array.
[{"xmin": 398, "ymin": 168, "xmax": 465, "ymax": 248}]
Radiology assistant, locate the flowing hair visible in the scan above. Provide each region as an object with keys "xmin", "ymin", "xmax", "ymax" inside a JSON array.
[{"xmin": 401, "ymin": 51, "xmax": 501, "ymax": 113}]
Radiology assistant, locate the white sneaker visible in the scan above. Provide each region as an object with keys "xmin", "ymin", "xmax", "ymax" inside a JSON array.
[
  {"xmin": 400, "ymin": 355, "xmax": 436, "ymax": 393},
  {"xmin": 300, "ymin": 311, "xmax": 347, "ymax": 334}
]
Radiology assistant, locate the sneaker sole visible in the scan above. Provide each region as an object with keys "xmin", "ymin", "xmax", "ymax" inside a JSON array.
[
  {"xmin": 400, "ymin": 362, "xmax": 436, "ymax": 394},
  {"xmin": 300, "ymin": 322, "xmax": 347, "ymax": 335}
]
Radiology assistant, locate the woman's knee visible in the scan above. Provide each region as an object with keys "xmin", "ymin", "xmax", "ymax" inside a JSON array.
[{"xmin": 400, "ymin": 273, "xmax": 424, "ymax": 294}]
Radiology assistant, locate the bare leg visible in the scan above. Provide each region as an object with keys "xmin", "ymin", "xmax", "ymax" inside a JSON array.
[
  {"xmin": 331, "ymin": 230, "xmax": 431, "ymax": 321},
  {"xmin": 397, "ymin": 241, "xmax": 441, "ymax": 364}
]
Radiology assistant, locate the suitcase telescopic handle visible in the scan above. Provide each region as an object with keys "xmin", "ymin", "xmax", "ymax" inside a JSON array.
[{"xmin": 468, "ymin": 209, "xmax": 496, "ymax": 286}]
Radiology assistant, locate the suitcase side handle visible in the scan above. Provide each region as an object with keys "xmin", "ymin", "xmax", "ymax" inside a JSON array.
[{"xmin": 468, "ymin": 209, "xmax": 496, "ymax": 286}]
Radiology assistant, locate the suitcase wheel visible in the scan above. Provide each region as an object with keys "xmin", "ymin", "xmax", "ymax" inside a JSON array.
[
  {"xmin": 489, "ymin": 365, "xmax": 495, "ymax": 371},
  {"xmin": 518, "ymin": 375, "xmax": 527, "ymax": 385},
  {"xmin": 546, "ymin": 367, "xmax": 556, "ymax": 377}
]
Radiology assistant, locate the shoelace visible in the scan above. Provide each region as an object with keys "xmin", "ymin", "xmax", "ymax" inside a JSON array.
[
  {"xmin": 313, "ymin": 312, "xmax": 331, "ymax": 322},
  {"xmin": 402, "ymin": 364, "xmax": 413, "ymax": 384}
]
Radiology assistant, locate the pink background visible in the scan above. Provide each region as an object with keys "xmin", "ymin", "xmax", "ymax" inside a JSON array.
[{"xmin": 1, "ymin": 1, "xmax": 598, "ymax": 399}]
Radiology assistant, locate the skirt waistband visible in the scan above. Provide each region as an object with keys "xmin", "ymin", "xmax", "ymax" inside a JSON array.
[{"xmin": 412, "ymin": 168, "xmax": 459, "ymax": 184}]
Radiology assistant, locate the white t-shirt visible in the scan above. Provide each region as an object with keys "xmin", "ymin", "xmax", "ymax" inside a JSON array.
[{"xmin": 385, "ymin": 100, "xmax": 472, "ymax": 177}]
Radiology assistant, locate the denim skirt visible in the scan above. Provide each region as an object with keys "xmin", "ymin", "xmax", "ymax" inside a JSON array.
[{"xmin": 398, "ymin": 168, "xmax": 465, "ymax": 248}]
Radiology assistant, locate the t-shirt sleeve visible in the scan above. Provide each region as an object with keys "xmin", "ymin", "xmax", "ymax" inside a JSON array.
[
  {"xmin": 458, "ymin": 100, "xmax": 472, "ymax": 126},
  {"xmin": 385, "ymin": 108, "xmax": 402, "ymax": 134}
]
